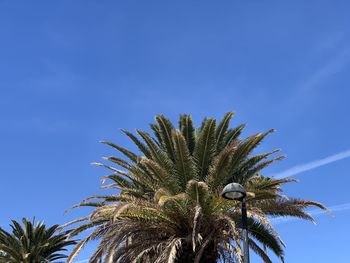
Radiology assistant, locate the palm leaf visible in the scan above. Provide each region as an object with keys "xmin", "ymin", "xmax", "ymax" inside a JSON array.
[
  {"xmin": 179, "ymin": 114, "xmax": 196, "ymax": 154},
  {"xmin": 121, "ymin": 129, "xmax": 152, "ymax": 158},
  {"xmin": 193, "ymin": 119, "xmax": 217, "ymax": 180},
  {"xmin": 216, "ymin": 112, "xmax": 235, "ymax": 151},
  {"xmin": 172, "ymin": 130, "xmax": 196, "ymax": 190},
  {"xmin": 155, "ymin": 115, "xmax": 176, "ymax": 161}
]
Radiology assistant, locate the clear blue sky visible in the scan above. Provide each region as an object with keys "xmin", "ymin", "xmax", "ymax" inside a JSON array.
[{"xmin": 1, "ymin": 1, "xmax": 350, "ymax": 262}]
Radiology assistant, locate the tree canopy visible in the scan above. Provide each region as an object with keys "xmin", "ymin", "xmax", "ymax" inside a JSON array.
[
  {"xmin": 0, "ymin": 218, "xmax": 76, "ymax": 263},
  {"xmin": 65, "ymin": 112, "xmax": 327, "ymax": 263}
]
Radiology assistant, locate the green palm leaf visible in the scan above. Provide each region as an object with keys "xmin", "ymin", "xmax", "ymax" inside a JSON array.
[
  {"xmin": 215, "ymin": 112, "xmax": 235, "ymax": 151},
  {"xmin": 179, "ymin": 114, "xmax": 196, "ymax": 154},
  {"xmin": 193, "ymin": 119, "xmax": 217, "ymax": 180},
  {"xmin": 172, "ymin": 130, "xmax": 196, "ymax": 190}
]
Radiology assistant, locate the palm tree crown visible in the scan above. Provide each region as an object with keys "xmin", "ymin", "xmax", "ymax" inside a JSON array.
[
  {"xmin": 0, "ymin": 218, "xmax": 76, "ymax": 263},
  {"xmin": 65, "ymin": 112, "xmax": 327, "ymax": 263}
]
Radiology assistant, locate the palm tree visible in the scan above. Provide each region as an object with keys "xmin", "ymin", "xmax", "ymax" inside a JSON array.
[
  {"xmin": 0, "ymin": 218, "xmax": 76, "ymax": 263},
  {"xmin": 65, "ymin": 112, "xmax": 327, "ymax": 263}
]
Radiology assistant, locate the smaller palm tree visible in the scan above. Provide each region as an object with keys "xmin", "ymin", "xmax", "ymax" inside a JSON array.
[{"xmin": 0, "ymin": 218, "xmax": 76, "ymax": 263}]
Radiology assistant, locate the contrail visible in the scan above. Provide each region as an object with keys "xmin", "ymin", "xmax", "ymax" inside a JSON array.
[
  {"xmin": 271, "ymin": 202, "xmax": 350, "ymax": 225},
  {"xmin": 274, "ymin": 149, "xmax": 350, "ymax": 179},
  {"xmin": 297, "ymin": 47, "xmax": 350, "ymax": 93}
]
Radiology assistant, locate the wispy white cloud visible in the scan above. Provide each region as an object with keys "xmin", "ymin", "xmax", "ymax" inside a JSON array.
[
  {"xmin": 312, "ymin": 202, "xmax": 350, "ymax": 215},
  {"xmin": 297, "ymin": 46, "xmax": 350, "ymax": 93},
  {"xmin": 271, "ymin": 202, "xmax": 350, "ymax": 225},
  {"xmin": 312, "ymin": 32, "xmax": 345, "ymax": 55},
  {"xmin": 273, "ymin": 149, "xmax": 350, "ymax": 179}
]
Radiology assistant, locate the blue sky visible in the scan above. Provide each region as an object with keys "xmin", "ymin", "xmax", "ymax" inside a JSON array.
[{"xmin": 1, "ymin": 1, "xmax": 350, "ymax": 262}]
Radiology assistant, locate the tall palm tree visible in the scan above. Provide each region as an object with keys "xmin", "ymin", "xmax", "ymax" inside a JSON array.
[
  {"xmin": 0, "ymin": 218, "xmax": 76, "ymax": 263},
  {"xmin": 65, "ymin": 112, "xmax": 327, "ymax": 263}
]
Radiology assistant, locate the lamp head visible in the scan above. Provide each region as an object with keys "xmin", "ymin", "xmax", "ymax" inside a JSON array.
[{"xmin": 221, "ymin": 183, "xmax": 246, "ymax": 201}]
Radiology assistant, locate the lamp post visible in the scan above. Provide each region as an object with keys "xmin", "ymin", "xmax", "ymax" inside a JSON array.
[{"xmin": 221, "ymin": 183, "xmax": 250, "ymax": 263}]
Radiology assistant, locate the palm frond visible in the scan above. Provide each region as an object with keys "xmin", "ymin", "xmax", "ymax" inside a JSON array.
[
  {"xmin": 155, "ymin": 115, "xmax": 176, "ymax": 161},
  {"xmin": 172, "ymin": 130, "xmax": 196, "ymax": 190},
  {"xmin": 121, "ymin": 129, "xmax": 152, "ymax": 158},
  {"xmin": 193, "ymin": 119, "xmax": 217, "ymax": 180},
  {"xmin": 179, "ymin": 114, "xmax": 196, "ymax": 154},
  {"xmin": 100, "ymin": 140, "xmax": 138, "ymax": 163},
  {"xmin": 216, "ymin": 112, "xmax": 235, "ymax": 152}
]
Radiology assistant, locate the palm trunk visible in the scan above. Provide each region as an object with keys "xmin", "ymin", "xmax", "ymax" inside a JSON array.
[{"xmin": 174, "ymin": 241, "xmax": 218, "ymax": 263}]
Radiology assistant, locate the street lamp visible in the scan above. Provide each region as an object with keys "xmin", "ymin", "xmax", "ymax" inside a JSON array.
[{"xmin": 221, "ymin": 183, "xmax": 250, "ymax": 263}]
